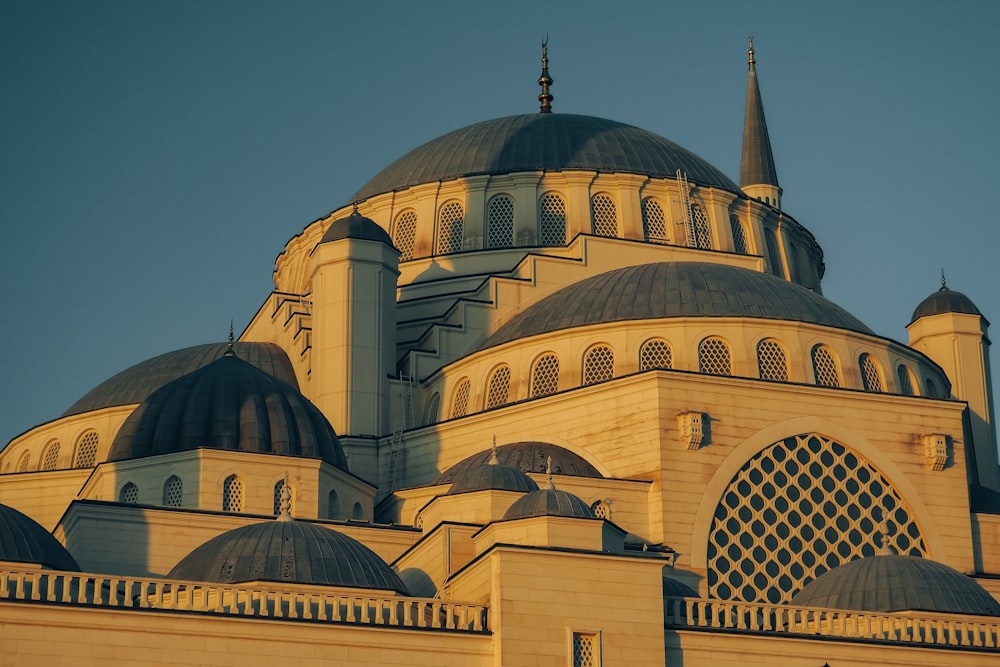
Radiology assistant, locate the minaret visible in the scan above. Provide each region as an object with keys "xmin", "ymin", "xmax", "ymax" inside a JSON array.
[{"xmin": 739, "ymin": 38, "xmax": 782, "ymax": 208}]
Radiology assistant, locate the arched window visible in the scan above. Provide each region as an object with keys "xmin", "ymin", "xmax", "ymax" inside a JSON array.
[
  {"xmin": 423, "ymin": 392, "xmax": 440, "ymax": 425},
  {"xmin": 538, "ymin": 192, "xmax": 566, "ymax": 245},
  {"xmin": 896, "ymin": 365, "xmax": 915, "ymax": 396},
  {"xmin": 487, "ymin": 194, "xmax": 514, "ymax": 248},
  {"xmin": 163, "ymin": 475, "xmax": 183, "ymax": 507},
  {"xmin": 730, "ymin": 215, "xmax": 748, "ymax": 254},
  {"xmin": 642, "ymin": 198, "xmax": 668, "ymax": 243},
  {"xmin": 351, "ymin": 502, "xmax": 365, "ymax": 521},
  {"xmin": 591, "ymin": 193, "xmax": 617, "ymax": 237},
  {"xmin": 590, "ymin": 500, "xmax": 611, "ymax": 520},
  {"xmin": 810, "ymin": 345, "xmax": 840, "ymax": 387},
  {"xmin": 273, "ymin": 479, "xmax": 293, "ymax": 515},
  {"xmin": 859, "ymin": 353, "xmax": 884, "ymax": 392},
  {"xmin": 765, "ymin": 228, "xmax": 783, "ymax": 277},
  {"xmin": 530, "ymin": 353, "xmax": 560, "ymax": 397},
  {"xmin": 74, "ymin": 431, "xmax": 99, "ymax": 468},
  {"xmin": 41, "ymin": 441, "xmax": 60, "ymax": 471},
  {"xmin": 639, "ymin": 338, "xmax": 672, "ymax": 371},
  {"xmin": 756, "ymin": 338, "xmax": 788, "ymax": 382},
  {"xmin": 698, "ymin": 337, "xmax": 731, "ymax": 376},
  {"xmin": 327, "ymin": 489, "xmax": 340, "ymax": 520},
  {"xmin": 119, "ymin": 482, "xmax": 139, "ymax": 504},
  {"xmin": 485, "ymin": 365, "xmax": 512, "ymax": 409},
  {"xmin": 583, "ymin": 345, "xmax": 615, "ymax": 385},
  {"xmin": 393, "ymin": 209, "xmax": 417, "ymax": 261},
  {"xmin": 691, "ymin": 204, "xmax": 713, "ymax": 249},
  {"xmin": 16, "ymin": 451, "xmax": 30, "ymax": 473},
  {"xmin": 436, "ymin": 200, "xmax": 465, "ymax": 254},
  {"xmin": 451, "ymin": 378, "xmax": 471, "ymax": 418},
  {"xmin": 222, "ymin": 474, "xmax": 244, "ymax": 512}
]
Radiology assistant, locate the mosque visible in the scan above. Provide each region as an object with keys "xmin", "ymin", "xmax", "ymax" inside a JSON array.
[{"xmin": 2, "ymin": 42, "xmax": 999, "ymax": 665}]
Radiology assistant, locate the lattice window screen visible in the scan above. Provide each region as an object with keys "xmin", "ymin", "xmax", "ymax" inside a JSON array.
[
  {"xmin": 327, "ymin": 490, "xmax": 340, "ymax": 520},
  {"xmin": 691, "ymin": 204, "xmax": 713, "ymax": 249},
  {"xmin": 74, "ymin": 431, "xmax": 99, "ymax": 468},
  {"xmin": 223, "ymin": 475, "xmax": 244, "ymax": 512},
  {"xmin": 583, "ymin": 345, "xmax": 615, "ymax": 385},
  {"xmin": 707, "ymin": 433, "xmax": 926, "ymax": 604},
  {"xmin": 573, "ymin": 633, "xmax": 598, "ymax": 667},
  {"xmin": 41, "ymin": 442, "xmax": 60, "ymax": 471},
  {"xmin": 530, "ymin": 354, "xmax": 560, "ymax": 397},
  {"xmin": 591, "ymin": 194, "xmax": 617, "ymax": 237},
  {"xmin": 699, "ymin": 338, "xmax": 731, "ymax": 376},
  {"xmin": 811, "ymin": 345, "xmax": 840, "ymax": 388},
  {"xmin": 896, "ymin": 365, "xmax": 915, "ymax": 396},
  {"xmin": 730, "ymin": 216, "xmax": 748, "ymax": 254},
  {"xmin": 393, "ymin": 210, "xmax": 417, "ymax": 260},
  {"xmin": 436, "ymin": 201, "xmax": 465, "ymax": 254},
  {"xmin": 119, "ymin": 482, "xmax": 138, "ymax": 504},
  {"xmin": 485, "ymin": 366, "xmax": 511, "ymax": 409},
  {"xmin": 487, "ymin": 194, "xmax": 514, "ymax": 248},
  {"xmin": 538, "ymin": 193, "xmax": 566, "ymax": 245},
  {"xmin": 451, "ymin": 378, "xmax": 471, "ymax": 418},
  {"xmin": 273, "ymin": 480, "xmax": 293, "ymax": 515},
  {"xmin": 860, "ymin": 354, "xmax": 884, "ymax": 392},
  {"xmin": 163, "ymin": 476, "xmax": 183, "ymax": 507},
  {"xmin": 642, "ymin": 198, "xmax": 668, "ymax": 243},
  {"xmin": 640, "ymin": 339, "xmax": 673, "ymax": 371},
  {"xmin": 757, "ymin": 339, "xmax": 788, "ymax": 382},
  {"xmin": 16, "ymin": 452, "xmax": 30, "ymax": 472},
  {"xmin": 591, "ymin": 500, "xmax": 611, "ymax": 520}
]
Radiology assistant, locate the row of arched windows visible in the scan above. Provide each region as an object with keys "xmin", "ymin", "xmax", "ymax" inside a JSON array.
[
  {"xmin": 443, "ymin": 338, "xmax": 936, "ymax": 419},
  {"xmin": 11, "ymin": 431, "xmax": 101, "ymax": 474},
  {"xmin": 117, "ymin": 475, "xmax": 184, "ymax": 506}
]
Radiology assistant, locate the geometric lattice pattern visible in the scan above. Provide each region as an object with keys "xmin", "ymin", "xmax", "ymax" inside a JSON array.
[
  {"xmin": 757, "ymin": 338, "xmax": 788, "ymax": 382},
  {"xmin": 896, "ymin": 365, "xmax": 915, "ymax": 396},
  {"xmin": 642, "ymin": 198, "xmax": 668, "ymax": 243},
  {"xmin": 591, "ymin": 500, "xmax": 611, "ymax": 520},
  {"xmin": 485, "ymin": 366, "xmax": 511, "ymax": 409},
  {"xmin": 538, "ymin": 192, "xmax": 566, "ymax": 246},
  {"xmin": 811, "ymin": 345, "xmax": 840, "ymax": 388},
  {"xmin": 860, "ymin": 353, "xmax": 884, "ymax": 392},
  {"xmin": 119, "ymin": 482, "xmax": 139, "ymax": 504},
  {"xmin": 223, "ymin": 475, "xmax": 244, "ymax": 512},
  {"xmin": 452, "ymin": 378, "xmax": 471, "ymax": 418},
  {"xmin": 436, "ymin": 201, "xmax": 465, "ymax": 255},
  {"xmin": 163, "ymin": 475, "xmax": 183, "ymax": 507},
  {"xmin": 639, "ymin": 338, "xmax": 672, "ymax": 371},
  {"xmin": 583, "ymin": 345, "xmax": 615, "ymax": 385},
  {"xmin": 707, "ymin": 433, "xmax": 927, "ymax": 604},
  {"xmin": 530, "ymin": 353, "xmax": 560, "ymax": 397},
  {"xmin": 691, "ymin": 204, "xmax": 713, "ymax": 249},
  {"xmin": 573, "ymin": 632, "xmax": 598, "ymax": 667},
  {"xmin": 16, "ymin": 452, "xmax": 30, "ymax": 472},
  {"xmin": 74, "ymin": 431, "xmax": 99, "ymax": 468},
  {"xmin": 730, "ymin": 215, "xmax": 748, "ymax": 254},
  {"xmin": 273, "ymin": 479, "xmax": 292, "ymax": 515},
  {"xmin": 487, "ymin": 194, "xmax": 514, "ymax": 248},
  {"xmin": 41, "ymin": 441, "xmax": 60, "ymax": 471},
  {"xmin": 765, "ymin": 229, "xmax": 783, "ymax": 277},
  {"xmin": 698, "ymin": 337, "xmax": 731, "ymax": 376},
  {"xmin": 591, "ymin": 194, "xmax": 617, "ymax": 237},
  {"xmin": 393, "ymin": 209, "xmax": 417, "ymax": 261}
]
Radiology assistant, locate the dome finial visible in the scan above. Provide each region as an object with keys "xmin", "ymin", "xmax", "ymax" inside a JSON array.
[
  {"xmin": 352, "ymin": 200, "xmax": 359, "ymax": 215},
  {"xmin": 225, "ymin": 320, "xmax": 236, "ymax": 357},
  {"xmin": 277, "ymin": 472, "xmax": 293, "ymax": 522},
  {"xmin": 940, "ymin": 268, "xmax": 948, "ymax": 291},
  {"xmin": 538, "ymin": 36, "xmax": 554, "ymax": 114},
  {"xmin": 489, "ymin": 435, "xmax": 499, "ymax": 465},
  {"xmin": 545, "ymin": 455, "xmax": 555, "ymax": 489},
  {"xmin": 877, "ymin": 520, "xmax": 893, "ymax": 556}
]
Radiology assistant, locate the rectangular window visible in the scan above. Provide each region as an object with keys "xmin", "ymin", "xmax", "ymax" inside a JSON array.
[{"xmin": 572, "ymin": 632, "xmax": 600, "ymax": 667}]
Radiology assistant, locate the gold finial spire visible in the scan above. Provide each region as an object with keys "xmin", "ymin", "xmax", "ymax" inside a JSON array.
[
  {"xmin": 538, "ymin": 36, "xmax": 554, "ymax": 114},
  {"xmin": 748, "ymin": 35, "xmax": 755, "ymax": 70},
  {"xmin": 489, "ymin": 435, "xmax": 499, "ymax": 465},
  {"xmin": 545, "ymin": 455, "xmax": 555, "ymax": 489},
  {"xmin": 277, "ymin": 471, "xmax": 293, "ymax": 521}
]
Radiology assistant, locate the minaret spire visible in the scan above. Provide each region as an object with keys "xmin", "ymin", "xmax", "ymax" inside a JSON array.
[
  {"xmin": 538, "ymin": 37, "xmax": 554, "ymax": 113},
  {"xmin": 739, "ymin": 37, "xmax": 782, "ymax": 208}
]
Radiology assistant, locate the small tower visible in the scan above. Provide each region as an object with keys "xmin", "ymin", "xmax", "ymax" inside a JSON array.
[
  {"xmin": 908, "ymin": 276, "xmax": 999, "ymax": 491},
  {"xmin": 739, "ymin": 38, "xmax": 782, "ymax": 208}
]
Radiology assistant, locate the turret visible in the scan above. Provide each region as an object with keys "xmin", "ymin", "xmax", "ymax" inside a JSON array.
[{"xmin": 739, "ymin": 38, "xmax": 782, "ymax": 208}]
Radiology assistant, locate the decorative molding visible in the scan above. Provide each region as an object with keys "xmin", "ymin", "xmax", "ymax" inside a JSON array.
[
  {"xmin": 678, "ymin": 411, "xmax": 706, "ymax": 450},
  {"xmin": 921, "ymin": 433, "xmax": 949, "ymax": 471}
]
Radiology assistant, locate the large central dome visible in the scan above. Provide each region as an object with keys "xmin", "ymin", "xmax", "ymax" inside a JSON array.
[{"xmin": 354, "ymin": 113, "xmax": 741, "ymax": 201}]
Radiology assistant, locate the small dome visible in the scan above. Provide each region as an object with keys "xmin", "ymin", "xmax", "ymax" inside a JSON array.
[
  {"xmin": 167, "ymin": 519, "xmax": 407, "ymax": 593},
  {"xmin": 434, "ymin": 442, "xmax": 602, "ymax": 485},
  {"xmin": 320, "ymin": 210, "xmax": 393, "ymax": 246},
  {"xmin": 792, "ymin": 555, "xmax": 1000, "ymax": 616},
  {"xmin": 0, "ymin": 503, "xmax": 79, "ymax": 571},
  {"xmin": 108, "ymin": 353, "xmax": 348, "ymax": 469},
  {"xmin": 502, "ymin": 486, "xmax": 596, "ymax": 521},
  {"xmin": 911, "ymin": 286, "xmax": 983, "ymax": 324},
  {"xmin": 446, "ymin": 459, "xmax": 540, "ymax": 495}
]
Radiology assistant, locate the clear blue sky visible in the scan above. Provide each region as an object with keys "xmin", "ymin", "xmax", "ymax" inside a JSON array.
[{"xmin": 2, "ymin": 1, "xmax": 999, "ymax": 447}]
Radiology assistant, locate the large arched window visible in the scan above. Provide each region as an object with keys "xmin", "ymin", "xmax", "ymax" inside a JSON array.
[
  {"xmin": 222, "ymin": 474, "xmax": 244, "ymax": 512},
  {"xmin": 41, "ymin": 441, "xmax": 60, "ymax": 471},
  {"xmin": 642, "ymin": 198, "xmax": 668, "ymax": 243},
  {"xmin": 639, "ymin": 338, "xmax": 672, "ymax": 371},
  {"xmin": 591, "ymin": 193, "xmax": 617, "ymax": 237},
  {"xmin": 756, "ymin": 338, "xmax": 788, "ymax": 382},
  {"xmin": 393, "ymin": 209, "xmax": 417, "ymax": 261},
  {"xmin": 538, "ymin": 192, "xmax": 566, "ymax": 246},
  {"xmin": 16, "ymin": 451, "xmax": 30, "ymax": 473},
  {"xmin": 485, "ymin": 365, "xmax": 512, "ymax": 409},
  {"xmin": 436, "ymin": 200, "xmax": 465, "ymax": 254},
  {"xmin": 730, "ymin": 215, "xmax": 748, "ymax": 254},
  {"xmin": 698, "ymin": 337, "xmax": 731, "ymax": 376},
  {"xmin": 163, "ymin": 475, "xmax": 183, "ymax": 507},
  {"xmin": 896, "ymin": 365, "xmax": 916, "ymax": 396},
  {"xmin": 859, "ymin": 353, "xmax": 885, "ymax": 392},
  {"xmin": 765, "ymin": 228, "xmax": 783, "ymax": 277},
  {"xmin": 451, "ymin": 378, "xmax": 471, "ymax": 418},
  {"xmin": 690, "ymin": 203, "xmax": 713, "ymax": 249},
  {"xmin": 74, "ymin": 431, "xmax": 99, "ymax": 468},
  {"xmin": 811, "ymin": 345, "xmax": 841, "ymax": 388},
  {"xmin": 119, "ymin": 482, "xmax": 139, "ymax": 504},
  {"xmin": 487, "ymin": 193, "xmax": 514, "ymax": 248},
  {"xmin": 530, "ymin": 353, "xmax": 560, "ymax": 397},
  {"xmin": 583, "ymin": 345, "xmax": 615, "ymax": 385}
]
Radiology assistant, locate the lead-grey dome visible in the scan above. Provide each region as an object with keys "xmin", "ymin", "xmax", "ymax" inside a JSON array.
[
  {"xmin": 791, "ymin": 555, "xmax": 1000, "ymax": 616},
  {"xmin": 167, "ymin": 519, "xmax": 407, "ymax": 593},
  {"xmin": 354, "ymin": 114, "xmax": 742, "ymax": 201},
  {"xmin": 484, "ymin": 262, "xmax": 873, "ymax": 349},
  {"xmin": 446, "ymin": 459, "xmax": 540, "ymax": 495},
  {"xmin": 502, "ymin": 486, "xmax": 596, "ymax": 521},
  {"xmin": 108, "ymin": 352, "xmax": 348, "ymax": 469},
  {"xmin": 0, "ymin": 503, "xmax": 79, "ymax": 571},
  {"xmin": 320, "ymin": 210, "xmax": 394, "ymax": 246},
  {"xmin": 434, "ymin": 442, "xmax": 602, "ymax": 485},
  {"xmin": 910, "ymin": 286, "xmax": 983, "ymax": 324}
]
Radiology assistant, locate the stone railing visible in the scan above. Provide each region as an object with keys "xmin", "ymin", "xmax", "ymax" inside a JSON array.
[
  {"xmin": 664, "ymin": 596, "xmax": 1000, "ymax": 649},
  {"xmin": 0, "ymin": 567, "xmax": 488, "ymax": 633}
]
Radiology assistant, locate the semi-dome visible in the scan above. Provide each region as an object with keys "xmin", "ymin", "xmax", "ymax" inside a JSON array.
[
  {"xmin": 434, "ymin": 442, "xmax": 602, "ymax": 485},
  {"xmin": 320, "ymin": 209, "xmax": 394, "ymax": 246},
  {"xmin": 64, "ymin": 342, "xmax": 297, "ymax": 417},
  {"xmin": 502, "ymin": 485, "xmax": 596, "ymax": 521},
  {"xmin": 108, "ymin": 352, "xmax": 348, "ymax": 469},
  {"xmin": 791, "ymin": 555, "xmax": 1000, "ymax": 616},
  {"xmin": 910, "ymin": 285, "xmax": 983, "ymax": 324},
  {"xmin": 446, "ymin": 454, "xmax": 540, "ymax": 495},
  {"xmin": 354, "ymin": 113, "xmax": 742, "ymax": 201},
  {"xmin": 167, "ymin": 519, "xmax": 407, "ymax": 593},
  {"xmin": 0, "ymin": 502, "xmax": 79, "ymax": 571},
  {"xmin": 484, "ymin": 262, "xmax": 873, "ymax": 349}
]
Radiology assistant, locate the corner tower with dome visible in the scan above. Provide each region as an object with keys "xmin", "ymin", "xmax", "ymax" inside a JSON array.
[{"xmin": 2, "ymin": 43, "xmax": 999, "ymax": 666}]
